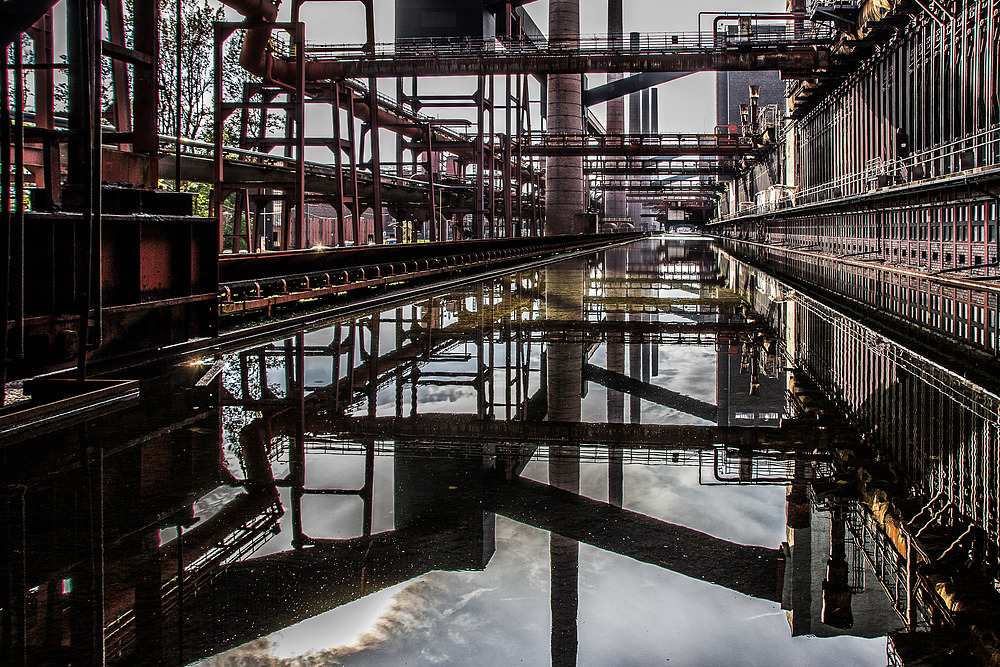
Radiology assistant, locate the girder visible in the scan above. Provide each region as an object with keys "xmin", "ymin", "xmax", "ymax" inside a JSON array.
[
  {"xmin": 322, "ymin": 414, "xmax": 835, "ymax": 449},
  {"xmin": 301, "ymin": 34, "xmax": 831, "ymax": 80},
  {"xmin": 523, "ymin": 132, "xmax": 756, "ymax": 157}
]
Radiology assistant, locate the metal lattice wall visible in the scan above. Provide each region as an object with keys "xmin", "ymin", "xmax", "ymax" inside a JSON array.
[{"xmin": 797, "ymin": 1, "xmax": 1000, "ymax": 198}]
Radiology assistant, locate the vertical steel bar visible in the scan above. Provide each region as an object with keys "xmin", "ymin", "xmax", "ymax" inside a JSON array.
[
  {"xmin": 214, "ymin": 24, "xmax": 226, "ymax": 252},
  {"xmin": 12, "ymin": 34, "xmax": 26, "ymax": 365},
  {"xmin": 428, "ymin": 125, "xmax": 439, "ymax": 242},
  {"xmin": 175, "ymin": 0, "xmax": 182, "ymax": 189},
  {"xmin": 295, "ymin": 22, "xmax": 306, "ymax": 248},
  {"xmin": 0, "ymin": 43, "xmax": 9, "ymax": 402}
]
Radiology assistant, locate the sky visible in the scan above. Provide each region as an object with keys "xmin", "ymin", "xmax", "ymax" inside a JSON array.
[{"xmin": 218, "ymin": 0, "xmax": 786, "ymax": 136}]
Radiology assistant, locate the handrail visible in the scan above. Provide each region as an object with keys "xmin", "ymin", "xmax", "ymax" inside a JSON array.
[{"xmin": 715, "ymin": 124, "xmax": 1000, "ymax": 223}]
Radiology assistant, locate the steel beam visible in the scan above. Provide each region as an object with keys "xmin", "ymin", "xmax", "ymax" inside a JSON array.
[{"xmin": 297, "ymin": 49, "xmax": 829, "ymax": 80}]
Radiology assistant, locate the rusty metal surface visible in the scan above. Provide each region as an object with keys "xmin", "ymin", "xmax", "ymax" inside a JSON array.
[
  {"xmin": 219, "ymin": 233, "xmax": 635, "ymax": 284},
  {"xmin": 219, "ymin": 233, "xmax": 643, "ymax": 315}
]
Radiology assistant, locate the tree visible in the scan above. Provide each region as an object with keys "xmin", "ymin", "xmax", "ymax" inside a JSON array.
[
  {"xmin": 157, "ymin": 0, "xmax": 224, "ymax": 141},
  {"xmin": 220, "ymin": 30, "xmax": 284, "ymax": 146}
]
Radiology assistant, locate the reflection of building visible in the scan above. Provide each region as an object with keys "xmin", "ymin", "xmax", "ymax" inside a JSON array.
[
  {"xmin": 781, "ymin": 484, "xmax": 904, "ymax": 639},
  {"xmin": 716, "ymin": 339, "xmax": 784, "ymax": 428},
  {"xmin": 722, "ymin": 243, "xmax": 1000, "ymax": 656}
]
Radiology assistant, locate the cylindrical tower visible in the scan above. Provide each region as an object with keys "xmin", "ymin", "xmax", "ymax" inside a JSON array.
[{"xmin": 545, "ymin": 0, "xmax": 586, "ymax": 235}]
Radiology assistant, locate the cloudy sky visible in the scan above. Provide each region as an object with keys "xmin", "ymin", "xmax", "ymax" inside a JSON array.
[{"xmin": 196, "ymin": 464, "xmax": 890, "ymax": 667}]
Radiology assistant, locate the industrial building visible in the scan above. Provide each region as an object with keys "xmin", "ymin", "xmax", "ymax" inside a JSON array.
[{"xmin": 2, "ymin": 0, "xmax": 999, "ymax": 664}]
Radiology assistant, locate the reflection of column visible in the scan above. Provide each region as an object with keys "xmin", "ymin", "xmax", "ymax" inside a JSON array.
[
  {"xmin": 628, "ymin": 253, "xmax": 642, "ymax": 425},
  {"xmin": 368, "ymin": 314, "xmax": 380, "ymax": 417},
  {"xmin": 478, "ymin": 285, "xmax": 488, "ymax": 419},
  {"xmin": 291, "ymin": 333, "xmax": 306, "ymax": 549},
  {"xmin": 785, "ymin": 458, "xmax": 812, "ymax": 636},
  {"xmin": 550, "ymin": 531, "xmax": 579, "ymax": 667},
  {"xmin": 605, "ymin": 249, "xmax": 626, "ymax": 507},
  {"xmin": 545, "ymin": 259, "xmax": 585, "ymax": 422},
  {"xmin": 70, "ymin": 435, "xmax": 105, "ymax": 665},
  {"xmin": 822, "ymin": 508, "xmax": 853, "ymax": 629},
  {"xmin": 544, "ymin": 258, "xmax": 583, "ymax": 667}
]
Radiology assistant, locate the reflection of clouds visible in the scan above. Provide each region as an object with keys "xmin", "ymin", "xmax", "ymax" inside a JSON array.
[
  {"xmin": 576, "ymin": 543, "xmax": 886, "ymax": 667},
  {"xmin": 199, "ymin": 519, "xmax": 552, "ymax": 667},
  {"xmin": 640, "ymin": 401, "xmax": 714, "ymax": 426},
  {"xmin": 200, "ymin": 243, "xmax": 888, "ymax": 667},
  {"xmin": 201, "ymin": 470, "xmax": 883, "ymax": 667},
  {"xmin": 415, "ymin": 385, "xmax": 479, "ymax": 414},
  {"xmin": 622, "ymin": 464, "xmax": 785, "ymax": 547},
  {"xmin": 653, "ymin": 346, "xmax": 717, "ymax": 403}
]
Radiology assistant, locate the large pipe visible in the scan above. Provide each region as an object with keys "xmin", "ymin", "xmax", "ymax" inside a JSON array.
[
  {"xmin": 217, "ymin": 0, "xmax": 280, "ymax": 76},
  {"xmin": 627, "ymin": 32, "xmax": 642, "ymax": 227},
  {"xmin": 216, "ymin": 0, "xmax": 524, "ymax": 183}
]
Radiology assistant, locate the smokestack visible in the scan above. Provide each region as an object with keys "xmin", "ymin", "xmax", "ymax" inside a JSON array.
[
  {"xmin": 545, "ymin": 0, "xmax": 586, "ymax": 235},
  {"xmin": 651, "ymin": 88, "xmax": 659, "ymax": 135},
  {"xmin": 605, "ymin": 0, "xmax": 626, "ymax": 222}
]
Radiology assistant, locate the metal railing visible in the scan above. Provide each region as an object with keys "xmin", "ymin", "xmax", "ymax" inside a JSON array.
[
  {"xmin": 156, "ymin": 134, "xmax": 473, "ymax": 193},
  {"xmin": 717, "ymin": 124, "xmax": 1000, "ymax": 222}
]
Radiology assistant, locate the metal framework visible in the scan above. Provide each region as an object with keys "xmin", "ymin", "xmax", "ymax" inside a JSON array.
[
  {"xmin": 298, "ymin": 26, "xmax": 835, "ymax": 79},
  {"xmin": 725, "ymin": 250, "xmax": 1000, "ymax": 576}
]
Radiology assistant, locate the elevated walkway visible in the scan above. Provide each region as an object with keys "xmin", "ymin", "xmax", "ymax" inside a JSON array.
[{"xmin": 302, "ymin": 30, "xmax": 833, "ymax": 79}]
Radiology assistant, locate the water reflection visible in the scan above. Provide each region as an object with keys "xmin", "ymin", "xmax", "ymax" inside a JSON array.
[{"xmin": 9, "ymin": 238, "xmax": 976, "ymax": 666}]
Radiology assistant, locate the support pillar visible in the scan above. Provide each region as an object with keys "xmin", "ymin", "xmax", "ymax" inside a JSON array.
[
  {"xmin": 627, "ymin": 32, "xmax": 642, "ymax": 228},
  {"xmin": 605, "ymin": 0, "xmax": 626, "ymax": 223},
  {"xmin": 545, "ymin": 0, "xmax": 585, "ymax": 236}
]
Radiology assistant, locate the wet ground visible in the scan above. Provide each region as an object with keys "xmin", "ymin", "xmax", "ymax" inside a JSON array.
[{"xmin": 6, "ymin": 238, "xmax": 961, "ymax": 666}]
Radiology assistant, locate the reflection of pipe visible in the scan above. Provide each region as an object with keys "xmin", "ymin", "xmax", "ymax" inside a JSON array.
[{"xmin": 490, "ymin": 476, "xmax": 783, "ymax": 602}]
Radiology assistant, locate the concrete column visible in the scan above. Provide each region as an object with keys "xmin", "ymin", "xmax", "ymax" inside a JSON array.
[
  {"xmin": 627, "ymin": 32, "xmax": 642, "ymax": 228},
  {"xmin": 605, "ymin": 0, "xmax": 627, "ymax": 223},
  {"xmin": 651, "ymin": 89, "xmax": 659, "ymax": 134},
  {"xmin": 641, "ymin": 88, "xmax": 650, "ymax": 135},
  {"xmin": 545, "ymin": 0, "xmax": 586, "ymax": 236}
]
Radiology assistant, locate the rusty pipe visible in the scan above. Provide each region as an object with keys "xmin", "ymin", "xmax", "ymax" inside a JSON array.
[
  {"xmin": 217, "ymin": 0, "xmax": 279, "ymax": 78},
  {"xmin": 217, "ymin": 0, "xmax": 445, "ymax": 140},
  {"xmin": 216, "ymin": 0, "xmax": 529, "ymax": 180}
]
